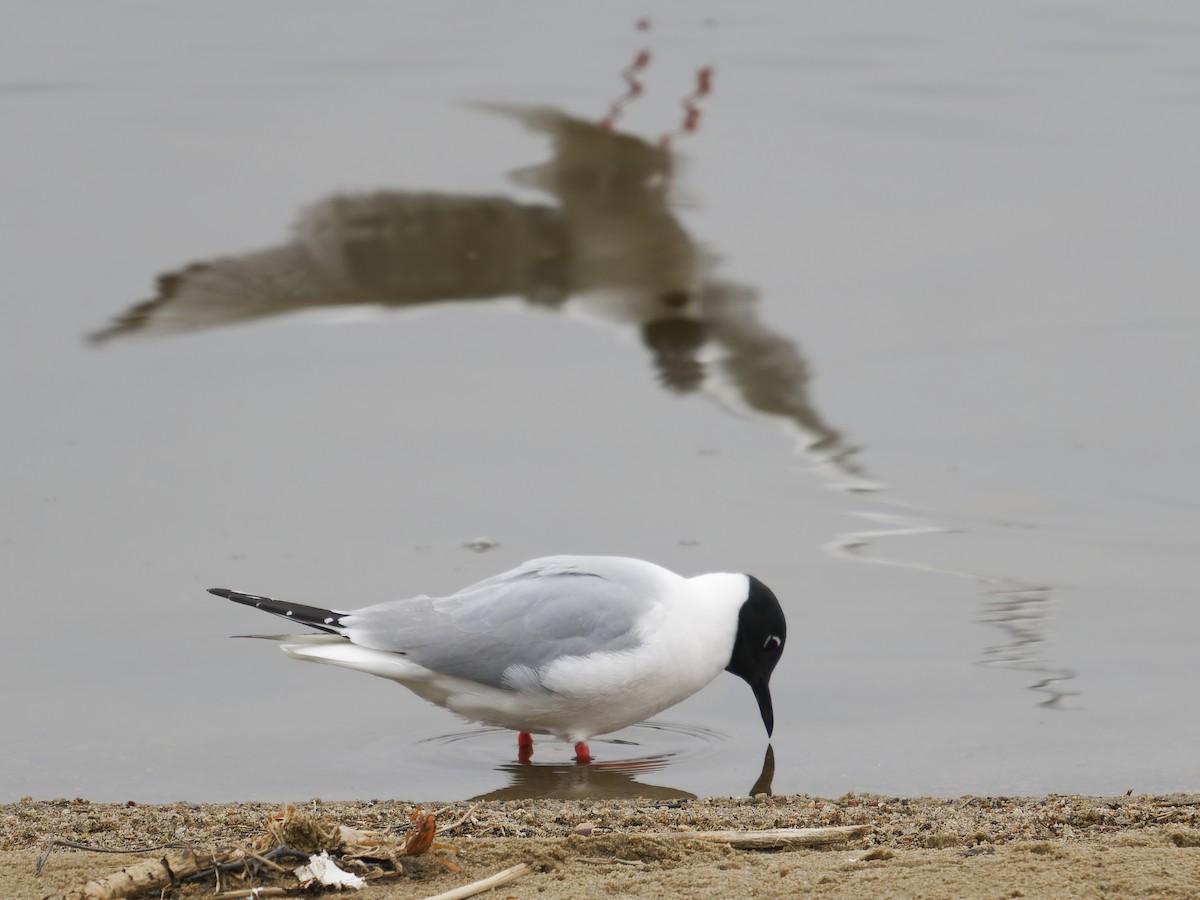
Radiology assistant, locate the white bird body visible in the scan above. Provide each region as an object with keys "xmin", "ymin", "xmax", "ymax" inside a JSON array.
[{"xmin": 211, "ymin": 556, "xmax": 785, "ymax": 759}]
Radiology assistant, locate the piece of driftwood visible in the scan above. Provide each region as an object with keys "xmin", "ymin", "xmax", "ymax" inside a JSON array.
[
  {"xmin": 651, "ymin": 824, "xmax": 870, "ymax": 849},
  {"xmin": 36, "ymin": 839, "xmax": 190, "ymax": 878},
  {"xmin": 52, "ymin": 847, "xmax": 234, "ymax": 900},
  {"xmin": 419, "ymin": 862, "xmax": 531, "ymax": 900}
]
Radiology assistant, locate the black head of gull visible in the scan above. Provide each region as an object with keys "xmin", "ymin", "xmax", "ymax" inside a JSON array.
[{"xmin": 724, "ymin": 575, "xmax": 786, "ymax": 737}]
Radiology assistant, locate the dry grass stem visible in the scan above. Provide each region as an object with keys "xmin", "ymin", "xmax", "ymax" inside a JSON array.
[
  {"xmin": 436, "ymin": 803, "xmax": 482, "ymax": 835},
  {"xmin": 418, "ymin": 862, "xmax": 531, "ymax": 900}
]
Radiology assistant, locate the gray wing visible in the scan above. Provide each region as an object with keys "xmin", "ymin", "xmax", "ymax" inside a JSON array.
[{"xmin": 339, "ymin": 557, "xmax": 664, "ymax": 689}]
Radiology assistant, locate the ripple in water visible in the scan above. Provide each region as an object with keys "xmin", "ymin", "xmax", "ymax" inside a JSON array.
[
  {"xmin": 417, "ymin": 720, "xmax": 728, "ymax": 767},
  {"xmin": 403, "ymin": 722, "xmax": 732, "ymax": 800}
]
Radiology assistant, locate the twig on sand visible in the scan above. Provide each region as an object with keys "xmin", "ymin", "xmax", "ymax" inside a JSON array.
[
  {"xmin": 179, "ymin": 846, "xmax": 308, "ymax": 883},
  {"xmin": 436, "ymin": 802, "xmax": 482, "ymax": 835},
  {"xmin": 241, "ymin": 848, "xmax": 289, "ymax": 873},
  {"xmin": 577, "ymin": 856, "xmax": 646, "ymax": 866},
  {"xmin": 418, "ymin": 862, "xmax": 531, "ymax": 900},
  {"xmin": 651, "ymin": 825, "xmax": 870, "ymax": 849}
]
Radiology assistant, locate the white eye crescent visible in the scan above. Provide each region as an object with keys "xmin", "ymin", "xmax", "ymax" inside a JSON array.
[{"xmin": 763, "ymin": 635, "xmax": 782, "ymax": 651}]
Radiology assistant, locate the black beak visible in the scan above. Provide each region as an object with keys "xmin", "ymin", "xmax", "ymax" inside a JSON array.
[{"xmin": 750, "ymin": 675, "xmax": 774, "ymax": 737}]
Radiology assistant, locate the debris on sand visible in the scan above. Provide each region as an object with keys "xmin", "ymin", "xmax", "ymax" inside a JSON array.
[{"xmin": 44, "ymin": 803, "xmax": 460, "ymax": 899}]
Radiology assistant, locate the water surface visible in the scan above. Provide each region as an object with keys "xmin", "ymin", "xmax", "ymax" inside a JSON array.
[{"xmin": 2, "ymin": 1, "xmax": 1198, "ymax": 802}]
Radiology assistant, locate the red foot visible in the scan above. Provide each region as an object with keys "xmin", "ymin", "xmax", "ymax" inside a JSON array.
[
  {"xmin": 574, "ymin": 741, "xmax": 593, "ymax": 764},
  {"xmin": 518, "ymin": 731, "xmax": 534, "ymax": 764}
]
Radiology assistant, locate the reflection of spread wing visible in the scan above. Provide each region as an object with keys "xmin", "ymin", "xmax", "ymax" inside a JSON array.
[
  {"xmin": 341, "ymin": 556, "xmax": 669, "ymax": 691},
  {"xmin": 89, "ymin": 243, "xmax": 324, "ymax": 342},
  {"xmin": 89, "ymin": 106, "xmax": 683, "ymax": 344},
  {"xmin": 89, "ymin": 192, "xmax": 568, "ymax": 343}
]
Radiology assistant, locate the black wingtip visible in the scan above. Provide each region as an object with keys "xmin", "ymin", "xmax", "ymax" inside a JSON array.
[{"xmin": 208, "ymin": 587, "xmax": 346, "ymax": 634}]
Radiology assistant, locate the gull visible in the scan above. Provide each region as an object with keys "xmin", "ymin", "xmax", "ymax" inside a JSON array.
[{"xmin": 209, "ymin": 555, "xmax": 786, "ymax": 763}]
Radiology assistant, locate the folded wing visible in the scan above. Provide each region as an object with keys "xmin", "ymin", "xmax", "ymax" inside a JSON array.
[{"xmin": 340, "ymin": 556, "xmax": 665, "ymax": 689}]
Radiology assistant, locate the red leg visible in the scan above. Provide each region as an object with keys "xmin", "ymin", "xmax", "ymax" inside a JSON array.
[
  {"xmin": 573, "ymin": 741, "xmax": 593, "ymax": 764},
  {"xmin": 517, "ymin": 731, "xmax": 534, "ymax": 764}
]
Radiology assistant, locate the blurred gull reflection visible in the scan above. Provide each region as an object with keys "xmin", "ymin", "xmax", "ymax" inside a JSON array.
[
  {"xmin": 748, "ymin": 744, "xmax": 775, "ymax": 797},
  {"xmin": 468, "ymin": 737, "xmax": 773, "ymax": 801},
  {"xmin": 473, "ymin": 758, "xmax": 696, "ymax": 802},
  {"xmin": 90, "ymin": 103, "xmax": 860, "ymax": 473}
]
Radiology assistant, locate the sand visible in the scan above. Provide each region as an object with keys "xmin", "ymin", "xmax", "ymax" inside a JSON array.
[{"xmin": 6, "ymin": 793, "xmax": 1199, "ymax": 899}]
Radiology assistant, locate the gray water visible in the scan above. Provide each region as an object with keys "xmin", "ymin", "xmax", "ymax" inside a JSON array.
[{"xmin": 2, "ymin": 1, "xmax": 1198, "ymax": 803}]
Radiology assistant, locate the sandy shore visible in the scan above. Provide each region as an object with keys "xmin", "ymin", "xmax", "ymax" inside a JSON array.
[{"xmin": 6, "ymin": 793, "xmax": 1199, "ymax": 899}]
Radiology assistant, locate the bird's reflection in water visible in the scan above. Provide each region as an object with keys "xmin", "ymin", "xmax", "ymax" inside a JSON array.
[
  {"xmin": 417, "ymin": 722, "xmax": 774, "ymax": 801},
  {"xmin": 90, "ymin": 100, "xmax": 860, "ymax": 474},
  {"xmin": 470, "ymin": 739, "xmax": 776, "ymax": 802},
  {"xmin": 474, "ymin": 757, "xmax": 695, "ymax": 802},
  {"xmin": 748, "ymin": 744, "xmax": 775, "ymax": 797}
]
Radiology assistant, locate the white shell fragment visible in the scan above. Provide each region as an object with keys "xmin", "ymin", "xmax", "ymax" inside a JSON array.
[{"xmin": 294, "ymin": 851, "xmax": 366, "ymax": 890}]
